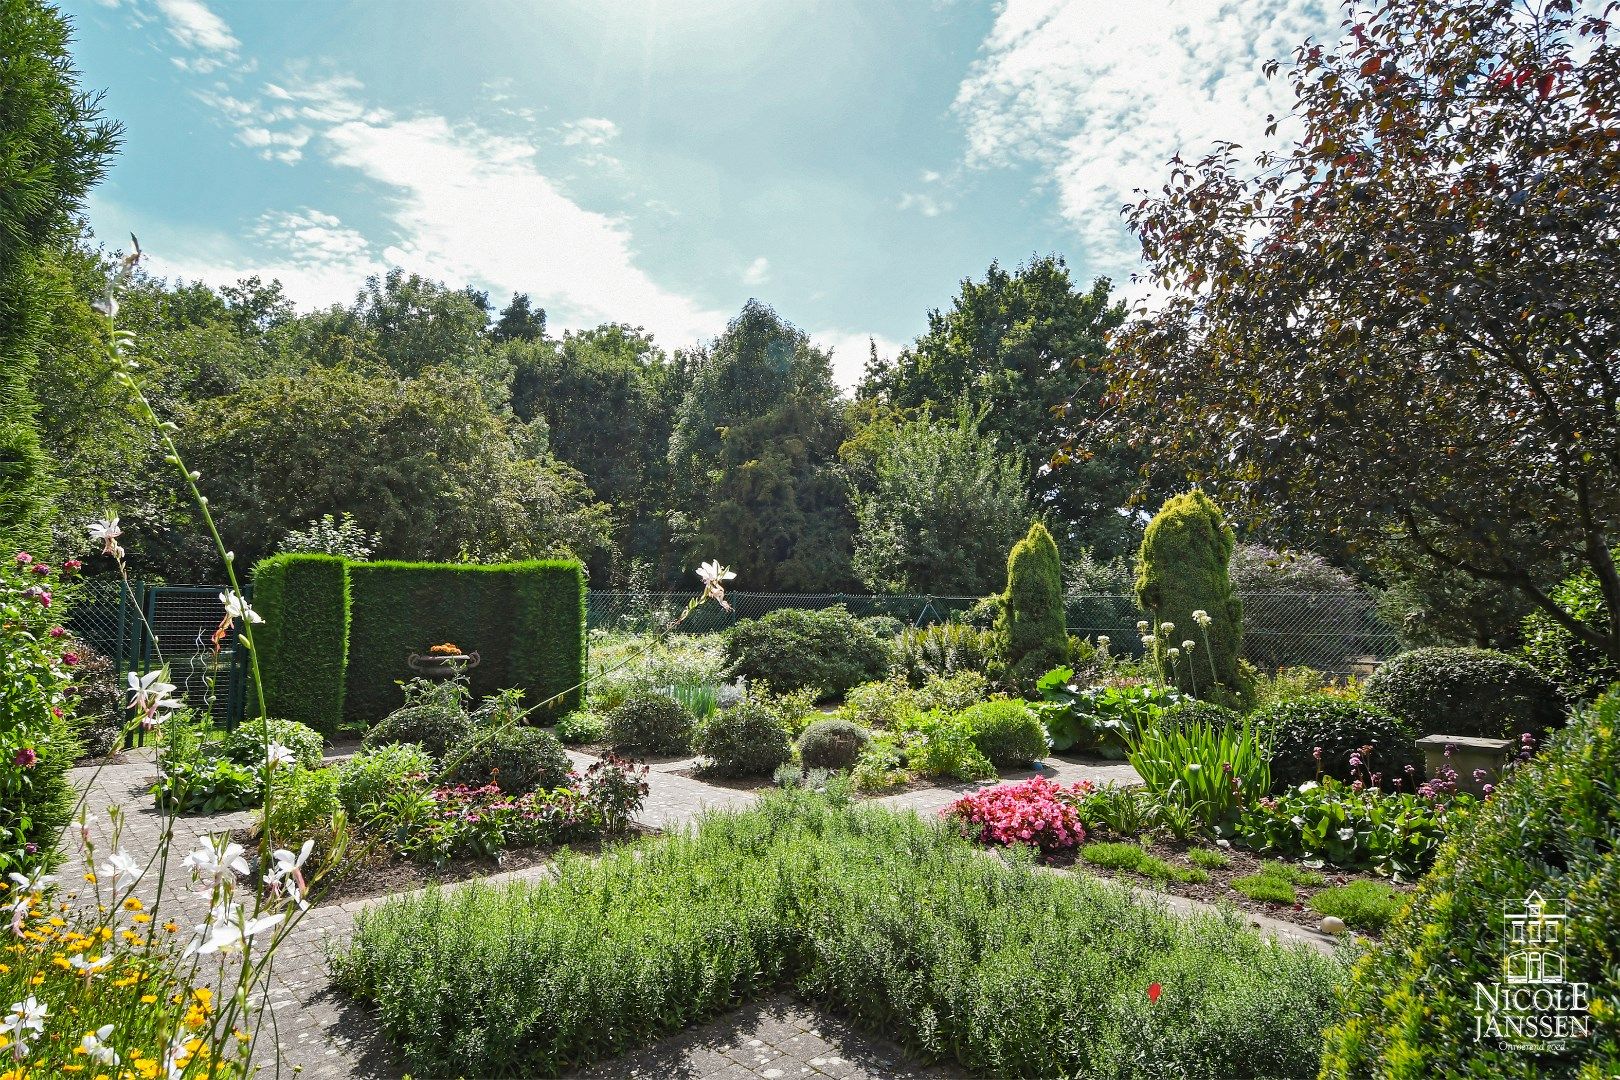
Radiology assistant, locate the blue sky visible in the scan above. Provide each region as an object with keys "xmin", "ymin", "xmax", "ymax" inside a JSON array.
[{"xmin": 68, "ymin": 0, "xmax": 1338, "ymax": 384}]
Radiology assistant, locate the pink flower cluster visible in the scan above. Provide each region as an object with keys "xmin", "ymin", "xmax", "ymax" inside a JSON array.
[{"xmin": 945, "ymin": 776, "xmax": 1093, "ymax": 853}]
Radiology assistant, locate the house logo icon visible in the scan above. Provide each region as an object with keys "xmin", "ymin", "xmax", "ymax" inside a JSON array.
[{"xmin": 1504, "ymin": 891, "xmax": 1567, "ymax": 984}]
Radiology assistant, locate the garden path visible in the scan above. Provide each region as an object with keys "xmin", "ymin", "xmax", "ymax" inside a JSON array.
[{"xmin": 65, "ymin": 748, "xmax": 1322, "ymax": 1080}]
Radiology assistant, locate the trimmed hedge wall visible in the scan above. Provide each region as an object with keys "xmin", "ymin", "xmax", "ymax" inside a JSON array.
[
  {"xmin": 253, "ymin": 556, "xmax": 584, "ymax": 733},
  {"xmin": 250, "ymin": 554, "xmax": 351, "ymax": 734}
]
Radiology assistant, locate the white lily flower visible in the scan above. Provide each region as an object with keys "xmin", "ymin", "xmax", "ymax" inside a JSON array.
[
  {"xmin": 101, "ymin": 848, "xmax": 143, "ymax": 889},
  {"xmin": 88, "ymin": 517, "xmax": 123, "ymax": 558},
  {"xmin": 182, "ymin": 835, "xmax": 250, "ymax": 884},
  {"xmin": 696, "ymin": 559, "xmax": 737, "ymax": 612},
  {"xmin": 6, "ymin": 869, "xmax": 55, "ymax": 895},
  {"xmin": 189, "ymin": 902, "xmax": 284, "ymax": 956},
  {"xmin": 219, "ymin": 589, "xmax": 263, "ymax": 626},
  {"xmin": 263, "ymin": 742, "xmax": 296, "ymax": 769},
  {"xmin": 265, "ymin": 838, "xmax": 315, "ymax": 909},
  {"xmin": 127, "ymin": 668, "xmax": 182, "ymax": 727},
  {"xmin": 1, "ymin": 997, "xmax": 48, "ymax": 1050},
  {"xmin": 81, "ymin": 1024, "xmax": 119, "ymax": 1065}
]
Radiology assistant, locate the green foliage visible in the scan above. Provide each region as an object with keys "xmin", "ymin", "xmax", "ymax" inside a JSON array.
[
  {"xmin": 898, "ymin": 710, "xmax": 996, "ymax": 781},
  {"xmin": 278, "ymin": 512, "xmax": 378, "ymax": 560},
  {"xmin": 0, "ymin": 0, "xmax": 119, "ymax": 546},
  {"xmin": 1321, "ymin": 690, "xmax": 1620, "ymax": 1077},
  {"xmin": 669, "ymin": 301, "xmax": 854, "ymax": 591},
  {"xmin": 850, "ymin": 733, "xmax": 911, "ymax": 792},
  {"xmin": 336, "ymin": 791, "xmax": 1343, "ymax": 1079},
  {"xmin": 1236, "ymin": 777, "xmax": 1464, "ymax": 879},
  {"xmin": 249, "ymin": 554, "xmax": 351, "ymax": 735},
  {"xmin": 1308, "ymin": 881, "xmax": 1405, "ymax": 934},
  {"xmin": 1080, "ymin": 842, "xmax": 1209, "ymax": 885},
  {"xmin": 848, "ymin": 401, "xmax": 1031, "ymax": 594},
  {"xmin": 260, "ymin": 764, "xmax": 341, "ymax": 850},
  {"xmin": 346, "ymin": 558, "xmax": 586, "ymax": 723},
  {"xmin": 1375, "ymin": 531, "xmax": 1536, "ymax": 650},
  {"xmin": 1158, "ymin": 698, "xmax": 1241, "ymax": 735},
  {"xmin": 220, "ymin": 717, "xmax": 325, "ymax": 771},
  {"xmin": 891, "ymin": 623, "xmax": 1002, "ymax": 686},
  {"xmin": 1251, "ymin": 696, "xmax": 1419, "ymax": 793},
  {"xmin": 337, "ymin": 743, "xmax": 433, "ymax": 819},
  {"xmin": 554, "ymin": 710, "xmax": 606, "ymax": 745},
  {"xmin": 444, "ymin": 726, "xmax": 572, "ymax": 795},
  {"xmin": 1362, "ymin": 646, "xmax": 1565, "ymax": 739},
  {"xmin": 1128, "ymin": 717, "xmax": 1270, "ymax": 833},
  {"xmin": 1035, "ymin": 668, "xmax": 1179, "ymax": 758},
  {"xmin": 1074, "ymin": 783, "xmax": 1154, "ymax": 837},
  {"xmin": 1523, "ymin": 562, "xmax": 1620, "ymax": 703},
  {"xmin": 796, "ymin": 719, "xmax": 871, "ymax": 769},
  {"xmin": 1188, "ymin": 847, "xmax": 1232, "ymax": 871},
  {"xmin": 1230, "ymin": 867, "xmax": 1300, "ymax": 905},
  {"xmin": 1248, "ymin": 665, "xmax": 1339, "ymax": 708},
  {"xmin": 692, "ymin": 700, "xmax": 793, "ymax": 778},
  {"xmin": 997, "ymin": 521, "xmax": 1067, "ymax": 684},
  {"xmin": 605, "ymin": 690, "xmax": 694, "ymax": 756},
  {"xmin": 362, "ymin": 700, "xmax": 472, "ymax": 761},
  {"xmin": 66, "ymin": 644, "xmax": 125, "ymax": 759},
  {"xmin": 958, "ymin": 698, "xmax": 1048, "ymax": 767},
  {"xmin": 1135, "ymin": 491, "xmax": 1248, "ymax": 705},
  {"xmin": 723, "ymin": 606, "xmax": 889, "ymax": 701}
]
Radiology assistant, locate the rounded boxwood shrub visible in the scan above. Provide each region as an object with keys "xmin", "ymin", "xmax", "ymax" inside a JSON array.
[
  {"xmin": 445, "ymin": 726, "xmax": 572, "ymax": 795},
  {"xmin": 337, "ymin": 742, "xmax": 434, "ymax": 817},
  {"xmin": 1251, "ymin": 695, "xmax": 1419, "ymax": 793},
  {"xmin": 1320, "ymin": 689, "xmax": 1620, "ymax": 1077},
  {"xmin": 605, "ymin": 690, "xmax": 694, "ymax": 756},
  {"xmin": 724, "ymin": 606, "xmax": 890, "ymax": 701},
  {"xmin": 959, "ymin": 698, "xmax": 1048, "ymax": 768},
  {"xmin": 797, "ymin": 719, "xmax": 871, "ymax": 769},
  {"xmin": 222, "ymin": 716, "xmax": 325, "ymax": 770},
  {"xmin": 1157, "ymin": 699, "xmax": 1240, "ymax": 734},
  {"xmin": 692, "ymin": 701, "xmax": 793, "ymax": 778},
  {"xmin": 1363, "ymin": 646, "xmax": 1566, "ymax": 739},
  {"xmin": 363, "ymin": 702, "xmax": 472, "ymax": 760}
]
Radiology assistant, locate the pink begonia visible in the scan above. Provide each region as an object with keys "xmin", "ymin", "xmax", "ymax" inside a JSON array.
[{"xmin": 943, "ymin": 776, "xmax": 1094, "ymax": 854}]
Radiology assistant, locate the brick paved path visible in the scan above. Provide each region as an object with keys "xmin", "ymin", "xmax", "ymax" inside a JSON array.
[{"xmin": 66, "ymin": 748, "xmax": 1318, "ymax": 1079}]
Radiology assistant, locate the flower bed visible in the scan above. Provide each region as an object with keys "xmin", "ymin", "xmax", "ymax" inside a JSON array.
[{"xmin": 946, "ymin": 775, "xmax": 1092, "ymax": 853}]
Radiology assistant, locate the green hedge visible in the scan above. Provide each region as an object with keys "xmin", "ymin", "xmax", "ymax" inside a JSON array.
[
  {"xmin": 250, "ymin": 554, "xmax": 350, "ymax": 734},
  {"xmin": 252, "ymin": 556, "xmax": 585, "ymax": 732}
]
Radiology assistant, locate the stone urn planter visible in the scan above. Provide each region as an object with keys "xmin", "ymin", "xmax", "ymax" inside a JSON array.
[{"xmin": 407, "ymin": 650, "xmax": 480, "ymax": 679}]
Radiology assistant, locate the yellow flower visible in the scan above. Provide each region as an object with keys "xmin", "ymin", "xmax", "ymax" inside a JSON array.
[
  {"xmin": 161, "ymin": 922, "xmax": 177, "ymax": 934},
  {"xmin": 130, "ymin": 914, "xmax": 150, "ymax": 925},
  {"xmin": 122, "ymin": 897, "xmax": 143, "ymax": 911},
  {"xmin": 139, "ymin": 994, "xmax": 157, "ymax": 1004},
  {"xmin": 83, "ymin": 873, "xmax": 96, "ymax": 884}
]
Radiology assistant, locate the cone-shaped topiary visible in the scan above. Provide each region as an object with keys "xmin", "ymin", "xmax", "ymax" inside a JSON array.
[
  {"xmin": 1135, "ymin": 491, "xmax": 1250, "ymax": 708},
  {"xmin": 996, "ymin": 521, "xmax": 1068, "ymax": 684}
]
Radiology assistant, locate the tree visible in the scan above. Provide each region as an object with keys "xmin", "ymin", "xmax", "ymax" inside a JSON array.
[
  {"xmin": 1104, "ymin": 0, "xmax": 1620, "ymax": 663},
  {"xmin": 491, "ymin": 292, "xmax": 547, "ymax": 343},
  {"xmin": 0, "ymin": 0, "xmax": 119, "ymax": 547},
  {"xmin": 847, "ymin": 402, "xmax": 1031, "ymax": 595},
  {"xmin": 669, "ymin": 301, "xmax": 853, "ymax": 592},
  {"xmin": 1135, "ymin": 491, "xmax": 1247, "ymax": 705},
  {"xmin": 864, "ymin": 256, "xmax": 1133, "ymax": 555}
]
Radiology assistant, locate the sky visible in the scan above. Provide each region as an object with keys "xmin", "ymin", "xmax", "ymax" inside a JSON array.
[{"xmin": 67, "ymin": 0, "xmax": 1341, "ymax": 386}]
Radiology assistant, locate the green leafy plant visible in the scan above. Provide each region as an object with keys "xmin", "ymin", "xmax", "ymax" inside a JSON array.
[
  {"xmin": 1074, "ymin": 783, "xmax": 1154, "ymax": 837},
  {"xmin": 1230, "ymin": 867, "xmax": 1298, "ymax": 905},
  {"xmin": 1081, "ymin": 841, "xmax": 1210, "ymax": 884},
  {"xmin": 892, "ymin": 622, "xmax": 1003, "ymax": 686},
  {"xmin": 1188, "ymin": 848, "xmax": 1231, "ymax": 871},
  {"xmin": 1522, "ymin": 561, "xmax": 1620, "ymax": 703},
  {"xmin": 443, "ymin": 725, "xmax": 572, "ymax": 795},
  {"xmin": 603, "ymin": 689, "xmax": 694, "ymax": 755},
  {"xmin": 337, "ymin": 742, "xmax": 434, "ymax": 819},
  {"xmin": 1251, "ymin": 695, "xmax": 1419, "ymax": 793},
  {"xmin": 554, "ymin": 709, "xmax": 606, "ymax": 745},
  {"xmin": 1035, "ymin": 668, "xmax": 1179, "ymax": 757},
  {"xmin": 797, "ymin": 719, "xmax": 871, "ymax": 769},
  {"xmin": 220, "ymin": 716, "xmax": 326, "ymax": 770},
  {"xmin": 1235, "ymin": 777, "xmax": 1466, "ymax": 879},
  {"xmin": 723, "ymin": 605, "xmax": 890, "ymax": 701},
  {"xmin": 692, "ymin": 699, "xmax": 793, "ymax": 778},
  {"xmin": 959, "ymin": 697, "xmax": 1048, "ymax": 767},
  {"xmin": 260, "ymin": 763, "xmax": 342, "ymax": 852},
  {"xmin": 1309, "ymin": 881, "xmax": 1405, "ymax": 934},
  {"xmin": 362, "ymin": 696, "xmax": 472, "ymax": 760},
  {"xmin": 850, "ymin": 733, "xmax": 911, "ymax": 792},
  {"xmin": 996, "ymin": 521, "xmax": 1068, "ymax": 684},
  {"xmin": 1127, "ymin": 717, "xmax": 1270, "ymax": 834},
  {"xmin": 898, "ymin": 709, "xmax": 996, "ymax": 781},
  {"xmin": 1362, "ymin": 646, "xmax": 1565, "ymax": 739}
]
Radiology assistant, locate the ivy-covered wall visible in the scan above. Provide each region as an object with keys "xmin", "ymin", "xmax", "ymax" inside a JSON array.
[{"xmin": 251, "ymin": 555, "xmax": 584, "ymax": 732}]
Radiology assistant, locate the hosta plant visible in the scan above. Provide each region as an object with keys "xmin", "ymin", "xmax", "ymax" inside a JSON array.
[{"xmin": 1034, "ymin": 667, "xmax": 1180, "ymax": 757}]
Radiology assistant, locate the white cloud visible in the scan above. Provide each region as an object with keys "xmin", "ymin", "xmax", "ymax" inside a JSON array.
[
  {"xmin": 151, "ymin": 0, "xmax": 239, "ymax": 56},
  {"xmin": 812, "ymin": 330, "xmax": 905, "ymax": 389},
  {"xmin": 897, "ymin": 191, "xmax": 948, "ymax": 217},
  {"xmin": 742, "ymin": 256, "xmax": 771, "ymax": 285},
  {"xmin": 559, "ymin": 117, "xmax": 620, "ymax": 147},
  {"xmin": 953, "ymin": 0, "xmax": 1337, "ymax": 276}
]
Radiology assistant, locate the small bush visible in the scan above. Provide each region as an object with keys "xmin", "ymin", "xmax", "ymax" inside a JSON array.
[
  {"xmin": 1362, "ymin": 646, "xmax": 1565, "ymax": 738},
  {"xmin": 605, "ymin": 690, "xmax": 695, "ymax": 755},
  {"xmin": 959, "ymin": 698, "xmax": 1048, "ymax": 767},
  {"xmin": 797, "ymin": 720, "xmax": 871, "ymax": 769},
  {"xmin": 1309, "ymin": 881, "xmax": 1404, "ymax": 934},
  {"xmin": 363, "ymin": 702, "xmax": 472, "ymax": 760},
  {"xmin": 1157, "ymin": 699, "xmax": 1241, "ymax": 734},
  {"xmin": 222, "ymin": 716, "xmax": 326, "ymax": 770},
  {"xmin": 860, "ymin": 614, "xmax": 905, "ymax": 639},
  {"xmin": 898, "ymin": 710, "xmax": 995, "ymax": 781},
  {"xmin": 949, "ymin": 776, "xmax": 1089, "ymax": 853},
  {"xmin": 1320, "ymin": 689, "xmax": 1620, "ymax": 1077},
  {"xmin": 839, "ymin": 677, "xmax": 919, "ymax": 729},
  {"xmin": 554, "ymin": 710, "xmax": 606, "ymax": 745},
  {"xmin": 724, "ymin": 606, "xmax": 890, "ymax": 701},
  {"xmin": 444, "ymin": 726, "xmax": 572, "ymax": 795},
  {"xmin": 338, "ymin": 743, "xmax": 434, "ymax": 818},
  {"xmin": 261, "ymin": 764, "xmax": 341, "ymax": 851},
  {"xmin": 68, "ymin": 645, "xmax": 126, "ymax": 759},
  {"xmin": 1188, "ymin": 848, "xmax": 1231, "ymax": 870},
  {"xmin": 1231, "ymin": 868, "xmax": 1297, "ymax": 905},
  {"xmin": 1252, "ymin": 695, "xmax": 1419, "ymax": 793},
  {"xmin": 913, "ymin": 669, "xmax": 990, "ymax": 714},
  {"xmin": 850, "ymin": 735, "xmax": 910, "ymax": 792},
  {"xmin": 693, "ymin": 701, "xmax": 793, "ymax": 778},
  {"xmin": 892, "ymin": 623, "xmax": 1002, "ymax": 686}
]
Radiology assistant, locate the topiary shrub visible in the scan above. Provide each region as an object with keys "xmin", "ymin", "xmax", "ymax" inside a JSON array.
[
  {"xmin": 1251, "ymin": 695, "xmax": 1419, "ymax": 793},
  {"xmin": 221, "ymin": 716, "xmax": 326, "ymax": 770},
  {"xmin": 959, "ymin": 698, "xmax": 1048, "ymax": 768},
  {"xmin": 1523, "ymin": 562, "xmax": 1620, "ymax": 704},
  {"xmin": 692, "ymin": 701, "xmax": 793, "ymax": 778},
  {"xmin": 995, "ymin": 522, "xmax": 1067, "ymax": 684},
  {"xmin": 445, "ymin": 726, "xmax": 573, "ymax": 795},
  {"xmin": 724, "ymin": 606, "xmax": 890, "ymax": 701},
  {"xmin": 1135, "ymin": 491, "xmax": 1249, "ymax": 707},
  {"xmin": 605, "ymin": 690, "xmax": 694, "ymax": 756},
  {"xmin": 797, "ymin": 719, "xmax": 871, "ymax": 769},
  {"xmin": 1320, "ymin": 689, "xmax": 1620, "ymax": 1077},
  {"xmin": 363, "ymin": 701, "xmax": 472, "ymax": 760},
  {"xmin": 1363, "ymin": 646, "xmax": 1566, "ymax": 739},
  {"xmin": 337, "ymin": 742, "xmax": 434, "ymax": 817},
  {"xmin": 1157, "ymin": 699, "xmax": 1240, "ymax": 735}
]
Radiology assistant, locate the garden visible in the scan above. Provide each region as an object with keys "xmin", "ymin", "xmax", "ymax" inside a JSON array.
[{"xmin": 4, "ymin": 0, "xmax": 1620, "ymax": 1076}]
